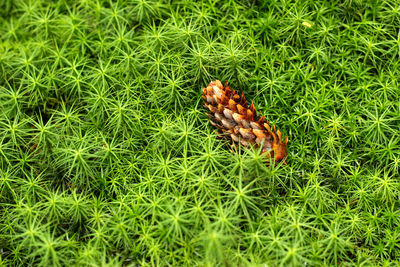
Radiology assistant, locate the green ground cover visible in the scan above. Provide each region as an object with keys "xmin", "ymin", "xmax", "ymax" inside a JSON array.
[{"xmin": 0, "ymin": 0, "xmax": 400, "ymax": 266}]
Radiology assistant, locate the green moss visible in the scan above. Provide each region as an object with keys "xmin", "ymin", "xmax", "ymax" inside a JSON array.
[{"xmin": 0, "ymin": 0, "xmax": 400, "ymax": 265}]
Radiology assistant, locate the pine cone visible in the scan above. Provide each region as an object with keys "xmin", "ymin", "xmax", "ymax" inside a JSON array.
[{"xmin": 202, "ymin": 80, "xmax": 288, "ymax": 163}]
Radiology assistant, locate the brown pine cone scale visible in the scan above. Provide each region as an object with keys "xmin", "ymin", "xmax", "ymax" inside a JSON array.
[{"xmin": 202, "ymin": 80, "xmax": 288, "ymax": 162}]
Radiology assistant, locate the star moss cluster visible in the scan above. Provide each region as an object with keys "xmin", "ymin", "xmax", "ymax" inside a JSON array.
[{"xmin": 0, "ymin": 0, "xmax": 399, "ymax": 266}]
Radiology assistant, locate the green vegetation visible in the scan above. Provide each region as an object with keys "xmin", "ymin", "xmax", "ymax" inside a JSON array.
[{"xmin": 1, "ymin": 0, "xmax": 399, "ymax": 266}]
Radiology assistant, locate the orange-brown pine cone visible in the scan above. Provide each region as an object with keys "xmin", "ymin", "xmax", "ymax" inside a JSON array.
[{"xmin": 202, "ymin": 80, "xmax": 288, "ymax": 163}]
